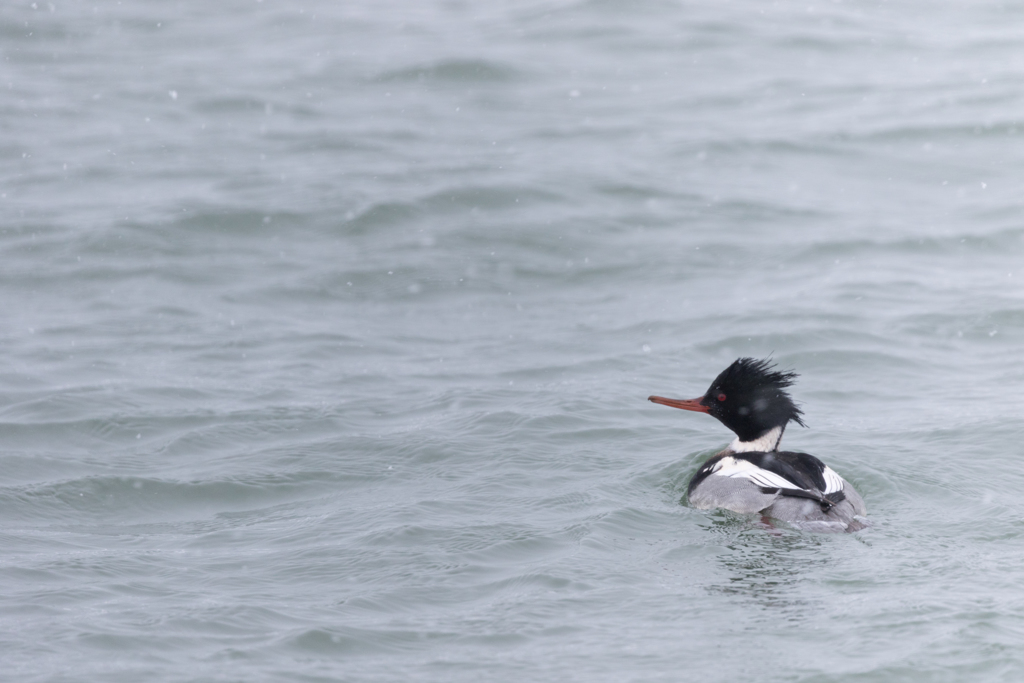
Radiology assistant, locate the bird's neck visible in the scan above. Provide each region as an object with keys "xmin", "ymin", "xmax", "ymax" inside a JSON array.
[{"xmin": 724, "ymin": 425, "xmax": 785, "ymax": 454}]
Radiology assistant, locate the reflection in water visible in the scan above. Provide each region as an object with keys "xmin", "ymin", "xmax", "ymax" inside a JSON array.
[{"xmin": 702, "ymin": 511, "xmax": 833, "ymax": 618}]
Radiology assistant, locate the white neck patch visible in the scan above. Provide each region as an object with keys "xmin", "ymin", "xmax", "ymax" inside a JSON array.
[{"xmin": 725, "ymin": 425, "xmax": 784, "ymax": 454}]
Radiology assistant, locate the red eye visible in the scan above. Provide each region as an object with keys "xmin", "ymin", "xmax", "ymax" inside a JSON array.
[{"xmin": 717, "ymin": 393, "xmax": 727, "ymax": 402}]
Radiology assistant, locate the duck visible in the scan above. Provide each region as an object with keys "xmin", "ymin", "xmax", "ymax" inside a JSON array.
[{"xmin": 649, "ymin": 357, "xmax": 867, "ymax": 532}]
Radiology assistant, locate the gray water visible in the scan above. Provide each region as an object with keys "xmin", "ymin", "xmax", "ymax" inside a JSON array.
[{"xmin": 4, "ymin": 1, "xmax": 1024, "ymax": 680}]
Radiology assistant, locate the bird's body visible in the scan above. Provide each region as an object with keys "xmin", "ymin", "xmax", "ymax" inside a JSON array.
[{"xmin": 650, "ymin": 358, "xmax": 867, "ymax": 533}]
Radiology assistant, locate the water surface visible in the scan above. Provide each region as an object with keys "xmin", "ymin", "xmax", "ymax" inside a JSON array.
[{"xmin": 3, "ymin": 1, "xmax": 1024, "ymax": 681}]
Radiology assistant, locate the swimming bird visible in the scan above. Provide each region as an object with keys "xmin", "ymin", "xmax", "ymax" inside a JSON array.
[{"xmin": 649, "ymin": 358, "xmax": 867, "ymax": 532}]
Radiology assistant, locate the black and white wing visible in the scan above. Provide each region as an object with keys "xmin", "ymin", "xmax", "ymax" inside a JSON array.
[{"xmin": 696, "ymin": 451, "xmax": 847, "ymax": 511}]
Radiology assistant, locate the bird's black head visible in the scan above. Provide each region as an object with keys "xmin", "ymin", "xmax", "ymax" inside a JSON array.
[{"xmin": 649, "ymin": 357, "xmax": 805, "ymax": 442}]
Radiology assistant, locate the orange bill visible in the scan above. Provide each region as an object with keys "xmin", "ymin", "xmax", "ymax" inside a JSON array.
[{"xmin": 648, "ymin": 396, "xmax": 709, "ymax": 413}]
